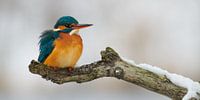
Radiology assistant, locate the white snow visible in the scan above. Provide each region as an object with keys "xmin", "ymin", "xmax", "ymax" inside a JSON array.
[
  {"xmin": 122, "ymin": 57, "xmax": 200, "ymax": 100},
  {"xmin": 138, "ymin": 63, "xmax": 168, "ymax": 76}
]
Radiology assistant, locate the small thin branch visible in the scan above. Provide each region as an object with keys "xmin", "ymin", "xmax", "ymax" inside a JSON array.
[{"xmin": 29, "ymin": 47, "xmax": 188, "ymax": 100}]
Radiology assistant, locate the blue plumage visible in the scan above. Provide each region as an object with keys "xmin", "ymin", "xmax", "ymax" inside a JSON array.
[
  {"xmin": 38, "ymin": 30, "xmax": 59, "ymax": 63},
  {"xmin": 54, "ymin": 16, "xmax": 79, "ymax": 28}
]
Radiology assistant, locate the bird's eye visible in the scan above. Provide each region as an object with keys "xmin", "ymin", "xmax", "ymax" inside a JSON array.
[
  {"xmin": 69, "ymin": 24, "xmax": 75, "ymax": 28},
  {"xmin": 65, "ymin": 24, "xmax": 75, "ymax": 28},
  {"xmin": 65, "ymin": 24, "xmax": 70, "ymax": 28}
]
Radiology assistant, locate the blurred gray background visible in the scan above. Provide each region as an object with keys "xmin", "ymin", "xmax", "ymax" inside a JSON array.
[{"xmin": 0, "ymin": 0, "xmax": 199, "ymax": 100}]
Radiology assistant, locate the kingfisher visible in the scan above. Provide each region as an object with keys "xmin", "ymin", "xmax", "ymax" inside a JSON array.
[{"xmin": 38, "ymin": 16, "xmax": 92, "ymax": 69}]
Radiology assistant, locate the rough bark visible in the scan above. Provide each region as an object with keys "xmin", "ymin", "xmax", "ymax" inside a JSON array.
[{"xmin": 29, "ymin": 47, "xmax": 189, "ymax": 100}]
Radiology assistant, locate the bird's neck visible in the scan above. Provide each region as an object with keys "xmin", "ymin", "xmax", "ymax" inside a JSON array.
[
  {"xmin": 56, "ymin": 28, "xmax": 80, "ymax": 35},
  {"xmin": 58, "ymin": 32, "xmax": 82, "ymax": 45},
  {"xmin": 59, "ymin": 32, "xmax": 81, "ymax": 39}
]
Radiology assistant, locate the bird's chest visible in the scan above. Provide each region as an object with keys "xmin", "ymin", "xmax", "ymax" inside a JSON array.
[
  {"xmin": 55, "ymin": 33, "xmax": 82, "ymax": 47},
  {"xmin": 48, "ymin": 33, "xmax": 83, "ymax": 67}
]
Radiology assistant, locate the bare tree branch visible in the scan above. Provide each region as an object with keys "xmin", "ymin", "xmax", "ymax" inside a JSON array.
[{"xmin": 29, "ymin": 47, "xmax": 188, "ymax": 100}]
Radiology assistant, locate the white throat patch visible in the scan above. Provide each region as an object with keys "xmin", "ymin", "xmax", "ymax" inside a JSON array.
[{"xmin": 69, "ymin": 29, "xmax": 79, "ymax": 35}]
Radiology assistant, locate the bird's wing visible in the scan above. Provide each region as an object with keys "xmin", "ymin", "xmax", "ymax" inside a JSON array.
[{"xmin": 38, "ymin": 30, "xmax": 59, "ymax": 63}]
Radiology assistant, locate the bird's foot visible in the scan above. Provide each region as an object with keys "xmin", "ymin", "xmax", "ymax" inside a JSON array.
[
  {"xmin": 65, "ymin": 67, "xmax": 74, "ymax": 76},
  {"xmin": 67, "ymin": 67, "xmax": 74, "ymax": 72}
]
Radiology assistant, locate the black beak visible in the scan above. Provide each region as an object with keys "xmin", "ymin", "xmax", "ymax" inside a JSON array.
[{"xmin": 73, "ymin": 24, "xmax": 93, "ymax": 29}]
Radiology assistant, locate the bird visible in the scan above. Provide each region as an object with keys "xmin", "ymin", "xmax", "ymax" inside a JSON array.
[{"xmin": 38, "ymin": 16, "xmax": 92, "ymax": 69}]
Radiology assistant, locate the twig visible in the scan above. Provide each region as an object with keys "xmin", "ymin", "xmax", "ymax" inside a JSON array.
[{"xmin": 29, "ymin": 47, "xmax": 188, "ymax": 100}]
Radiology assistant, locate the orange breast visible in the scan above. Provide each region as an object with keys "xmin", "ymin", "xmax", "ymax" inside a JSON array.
[{"xmin": 44, "ymin": 33, "xmax": 83, "ymax": 68}]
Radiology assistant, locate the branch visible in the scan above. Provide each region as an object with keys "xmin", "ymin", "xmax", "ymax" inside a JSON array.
[{"xmin": 29, "ymin": 47, "xmax": 189, "ymax": 100}]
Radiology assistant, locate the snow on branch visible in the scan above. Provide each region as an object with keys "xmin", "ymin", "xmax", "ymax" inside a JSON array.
[
  {"xmin": 123, "ymin": 58, "xmax": 200, "ymax": 100},
  {"xmin": 29, "ymin": 47, "xmax": 200, "ymax": 100}
]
